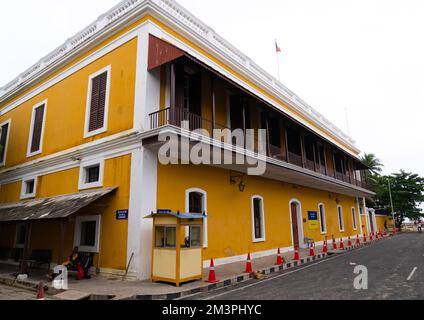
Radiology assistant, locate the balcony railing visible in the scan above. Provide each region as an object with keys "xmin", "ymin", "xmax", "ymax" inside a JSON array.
[
  {"xmin": 150, "ymin": 107, "xmax": 230, "ymax": 133},
  {"xmin": 269, "ymin": 144, "xmax": 287, "ymax": 162},
  {"xmin": 305, "ymin": 159, "xmax": 315, "ymax": 172},
  {"xmin": 149, "ymin": 107, "xmax": 372, "ymax": 191},
  {"xmin": 287, "ymin": 151, "xmax": 303, "ymax": 168}
]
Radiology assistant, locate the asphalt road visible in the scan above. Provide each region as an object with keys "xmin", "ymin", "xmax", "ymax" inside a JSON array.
[
  {"xmin": 0, "ymin": 283, "xmax": 38, "ymax": 300},
  {"xmin": 187, "ymin": 233, "xmax": 424, "ymax": 300}
]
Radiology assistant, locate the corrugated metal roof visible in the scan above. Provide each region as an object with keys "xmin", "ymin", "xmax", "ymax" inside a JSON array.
[{"xmin": 0, "ymin": 188, "xmax": 116, "ymax": 222}]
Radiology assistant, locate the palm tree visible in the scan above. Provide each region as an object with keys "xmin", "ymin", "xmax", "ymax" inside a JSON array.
[{"xmin": 361, "ymin": 153, "xmax": 383, "ymax": 174}]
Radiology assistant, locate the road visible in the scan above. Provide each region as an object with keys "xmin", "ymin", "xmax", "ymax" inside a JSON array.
[
  {"xmin": 0, "ymin": 283, "xmax": 38, "ymax": 300},
  {"xmin": 187, "ymin": 233, "xmax": 424, "ymax": 300}
]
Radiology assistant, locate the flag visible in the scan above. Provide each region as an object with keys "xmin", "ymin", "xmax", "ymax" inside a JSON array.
[{"xmin": 275, "ymin": 40, "xmax": 281, "ymax": 53}]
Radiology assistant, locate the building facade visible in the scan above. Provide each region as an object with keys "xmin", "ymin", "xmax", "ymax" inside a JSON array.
[{"xmin": 0, "ymin": 0, "xmax": 374, "ymax": 280}]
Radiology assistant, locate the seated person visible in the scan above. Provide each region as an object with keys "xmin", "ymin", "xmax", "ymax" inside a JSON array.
[{"xmin": 63, "ymin": 246, "xmax": 79, "ymax": 270}]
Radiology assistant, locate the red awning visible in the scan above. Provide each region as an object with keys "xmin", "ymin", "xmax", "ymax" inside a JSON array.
[{"xmin": 148, "ymin": 34, "xmax": 185, "ymax": 70}]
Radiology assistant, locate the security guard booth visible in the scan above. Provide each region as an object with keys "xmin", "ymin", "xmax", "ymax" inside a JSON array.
[{"xmin": 146, "ymin": 211, "xmax": 205, "ymax": 287}]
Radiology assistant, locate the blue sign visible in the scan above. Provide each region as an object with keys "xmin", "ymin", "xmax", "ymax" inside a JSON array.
[
  {"xmin": 157, "ymin": 209, "xmax": 172, "ymax": 214},
  {"xmin": 116, "ymin": 209, "xmax": 129, "ymax": 220},
  {"xmin": 308, "ymin": 211, "xmax": 318, "ymax": 221}
]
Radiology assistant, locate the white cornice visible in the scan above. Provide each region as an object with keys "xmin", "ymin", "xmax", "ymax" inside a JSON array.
[{"xmin": 0, "ymin": 0, "xmax": 359, "ymax": 153}]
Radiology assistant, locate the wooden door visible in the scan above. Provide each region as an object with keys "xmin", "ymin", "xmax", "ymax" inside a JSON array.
[{"xmin": 291, "ymin": 202, "xmax": 299, "ymax": 248}]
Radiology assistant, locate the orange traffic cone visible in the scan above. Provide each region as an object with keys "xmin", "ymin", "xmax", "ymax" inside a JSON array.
[
  {"xmin": 323, "ymin": 237, "xmax": 328, "ymax": 253},
  {"xmin": 384, "ymin": 230, "xmax": 387, "ymax": 236},
  {"xmin": 244, "ymin": 253, "xmax": 253, "ymax": 273},
  {"xmin": 356, "ymin": 234, "xmax": 360, "ymax": 246},
  {"xmin": 293, "ymin": 247, "xmax": 300, "ymax": 261},
  {"xmin": 276, "ymin": 248, "xmax": 284, "ymax": 266},
  {"xmin": 309, "ymin": 243, "xmax": 315, "ymax": 257},
  {"xmin": 339, "ymin": 238, "xmax": 345, "ymax": 250},
  {"xmin": 206, "ymin": 259, "xmax": 219, "ymax": 283},
  {"xmin": 36, "ymin": 282, "xmax": 45, "ymax": 300},
  {"xmin": 370, "ymin": 232, "xmax": 374, "ymax": 241},
  {"xmin": 376, "ymin": 231, "xmax": 379, "ymax": 240},
  {"xmin": 363, "ymin": 233, "xmax": 367, "ymax": 243},
  {"xmin": 332, "ymin": 236, "xmax": 338, "ymax": 250},
  {"xmin": 348, "ymin": 236, "xmax": 352, "ymax": 247}
]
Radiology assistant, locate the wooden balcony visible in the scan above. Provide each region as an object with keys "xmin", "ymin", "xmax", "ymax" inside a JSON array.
[{"xmin": 149, "ymin": 107, "xmax": 373, "ymax": 192}]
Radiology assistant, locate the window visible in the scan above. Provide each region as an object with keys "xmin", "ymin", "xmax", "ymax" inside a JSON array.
[
  {"xmin": 74, "ymin": 215, "xmax": 101, "ymax": 252},
  {"xmin": 352, "ymin": 208, "xmax": 357, "ymax": 230},
  {"xmin": 251, "ymin": 196, "xmax": 266, "ymax": 242},
  {"xmin": 185, "ymin": 189, "xmax": 208, "ymax": 247},
  {"xmin": 84, "ymin": 66, "xmax": 111, "ymax": 138},
  {"xmin": 318, "ymin": 204, "xmax": 327, "ymax": 234},
  {"xmin": 338, "ymin": 206, "xmax": 345, "ymax": 232},
  {"xmin": 0, "ymin": 120, "xmax": 11, "ymax": 166},
  {"xmin": 155, "ymin": 226, "xmax": 176, "ymax": 248},
  {"xmin": 15, "ymin": 224, "xmax": 27, "ymax": 248},
  {"xmin": 78, "ymin": 160, "xmax": 104, "ymax": 190},
  {"xmin": 20, "ymin": 177, "xmax": 37, "ymax": 199},
  {"xmin": 86, "ymin": 165, "xmax": 100, "ymax": 184},
  {"xmin": 27, "ymin": 101, "xmax": 47, "ymax": 157},
  {"xmin": 183, "ymin": 225, "xmax": 202, "ymax": 248},
  {"xmin": 80, "ymin": 221, "xmax": 97, "ymax": 247}
]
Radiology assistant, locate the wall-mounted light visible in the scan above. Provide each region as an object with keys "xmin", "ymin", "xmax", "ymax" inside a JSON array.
[
  {"xmin": 336, "ymin": 198, "xmax": 341, "ymax": 204},
  {"xmin": 230, "ymin": 172, "xmax": 246, "ymax": 192}
]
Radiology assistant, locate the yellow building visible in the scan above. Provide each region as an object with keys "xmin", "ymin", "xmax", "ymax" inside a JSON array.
[{"xmin": 0, "ymin": 0, "xmax": 374, "ymax": 280}]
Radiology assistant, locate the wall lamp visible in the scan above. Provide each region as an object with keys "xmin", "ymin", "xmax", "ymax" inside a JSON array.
[{"xmin": 230, "ymin": 172, "xmax": 246, "ymax": 192}]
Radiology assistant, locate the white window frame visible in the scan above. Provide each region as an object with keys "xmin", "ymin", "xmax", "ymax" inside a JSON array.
[
  {"xmin": 78, "ymin": 159, "xmax": 105, "ymax": 190},
  {"xmin": 0, "ymin": 119, "xmax": 12, "ymax": 167},
  {"xmin": 83, "ymin": 65, "xmax": 111, "ymax": 138},
  {"xmin": 251, "ymin": 195, "xmax": 266, "ymax": 243},
  {"xmin": 318, "ymin": 203, "xmax": 327, "ymax": 234},
  {"xmin": 26, "ymin": 99, "xmax": 48, "ymax": 158},
  {"xmin": 20, "ymin": 176, "xmax": 37, "ymax": 200},
  {"xmin": 74, "ymin": 215, "xmax": 101, "ymax": 253},
  {"xmin": 351, "ymin": 207, "xmax": 358, "ymax": 230},
  {"xmin": 337, "ymin": 205, "xmax": 345, "ymax": 232},
  {"xmin": 14, "ymin": 223, "xmax": 27, "ymax": 249},
  {"xmin": 185, "ymin": 188, "xmax": 208, "ymax": 248}
]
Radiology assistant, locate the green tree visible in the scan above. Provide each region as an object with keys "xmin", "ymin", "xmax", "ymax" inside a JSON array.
[
  {"xmin": 361, "ymin": 153, "xmax": 383, "ymax": 173},
  {"xmin": 373, "ymin": 171, "xmax": 424, "ymax": 228}
]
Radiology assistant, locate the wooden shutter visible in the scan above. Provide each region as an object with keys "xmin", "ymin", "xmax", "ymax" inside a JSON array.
[
  {"xmin": 0, "ymin": 123, "xmax": 9, "ymax": 163},
  {"xmin": 88, "ymin": 71, "xmax": 108, "ymax": 132},
  {"xmin": 30, "ymin": 105, "xmax": 45, "ymax": 153}
]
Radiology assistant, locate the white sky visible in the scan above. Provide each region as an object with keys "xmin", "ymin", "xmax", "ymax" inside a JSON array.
[{"xmin": 1, "ymin": 0, "xmax": 422, "ymax": 176}]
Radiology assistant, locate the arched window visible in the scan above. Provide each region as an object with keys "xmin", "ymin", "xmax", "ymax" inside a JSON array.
[
  {"xmin": 185, "ymin": 188, "xmax": 208, "ymax": 247},
  {"xmin": 351, "ymin": 207, "xmax": 357, "ymax": 230},
  {"xmin": 251, "ymin": 196, "xmax": 266, "ymax": 242},
  {"xmin": 318, "ymin": 204, "xmax": 327, "ymax": 234},
  {"xmin": 338, "ymin": 206, "xmax": 345, "ymax": 232}
]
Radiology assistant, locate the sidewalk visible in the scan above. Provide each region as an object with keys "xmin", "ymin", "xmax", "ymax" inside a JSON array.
[{"xmin": 0, "ymin": 235, "xmax": 391, "ymax": 300}]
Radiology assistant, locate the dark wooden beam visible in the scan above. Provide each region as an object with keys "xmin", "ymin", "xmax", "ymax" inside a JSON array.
[
  {"xmin": 19, "ymin": 222, "xmax": 32, "ymax": 275},
  {"xmin": 57, "ymin": 220, "xmax": 67, "ymax": 267}
]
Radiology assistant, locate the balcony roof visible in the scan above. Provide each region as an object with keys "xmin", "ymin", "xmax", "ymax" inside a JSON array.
[{"xmin": 0, "ymin": 0, "xmax": 360, "ymax": 156}]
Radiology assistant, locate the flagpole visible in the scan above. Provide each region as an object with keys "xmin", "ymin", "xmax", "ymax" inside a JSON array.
[{"xmin": 275, "ymin": 39, "xmax": 281, "ymax": 81}]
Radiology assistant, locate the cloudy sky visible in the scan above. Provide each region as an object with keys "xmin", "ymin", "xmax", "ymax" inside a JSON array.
[{"xmin": 1, "ymin": 0, "xmax": 422, "ymax": 176}]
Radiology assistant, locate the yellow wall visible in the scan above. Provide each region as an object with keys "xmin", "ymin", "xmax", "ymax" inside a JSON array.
[
  {"xmin": 0, "ymin": 39, "xmax": 137, "ymax": 169},
  {"xmin": 157, "ymin": 164, "xmax": 360, "ymax": 261},
  {"xmin": 0, "ymin": 154, "xmax": 131, "ymax": 271},
  {"xmin": 375, "ymin": 215, "xmax": 388, "ymax": 232}
]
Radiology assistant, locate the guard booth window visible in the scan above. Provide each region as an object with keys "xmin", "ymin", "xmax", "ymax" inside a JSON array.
[
  {"xmin": 183, "ymin": 225, "xmax": 202, "ymax": 248},
  {"xmin": 155, "ymin": 226, "xmax": 177, "ymax": 248}
]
